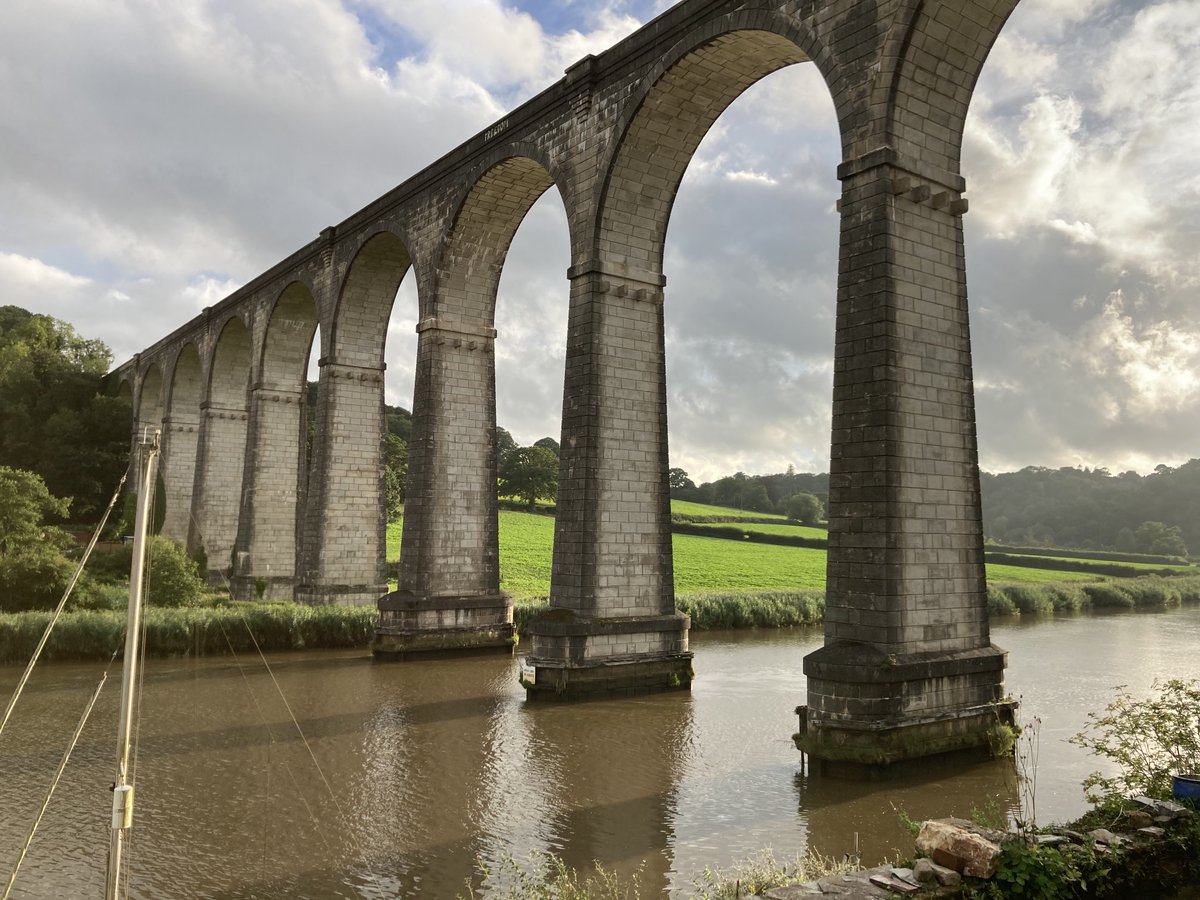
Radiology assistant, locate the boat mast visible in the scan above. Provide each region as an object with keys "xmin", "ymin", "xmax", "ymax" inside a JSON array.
[{"xmin": 105, "ymin": 427, "xmax": 159, "ymax": 900}]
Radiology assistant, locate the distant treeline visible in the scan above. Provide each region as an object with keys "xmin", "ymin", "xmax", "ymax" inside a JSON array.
[
  {"xmin": 670, "ymin": 469, "xmax": 830, "ymax": 514},
  {"xmin": 672, "ymin": 462, "xmax": 1200, "ymax": 557},
  {"xmin": 980, "ymin": 464, "xmax": 1200, "ymax": 556}
]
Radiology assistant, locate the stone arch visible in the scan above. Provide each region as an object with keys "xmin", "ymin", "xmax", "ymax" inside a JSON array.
[
  {"xmin": 330, "ymin": 230, "xmax": 413, "ymax": 369},
  {"xmin": 298, "ymin": 233, "xmax": 414, "ymax": 604},
  {"xmin": 382, "ymin": 152, "xmax": 566, "ymax": 639},
  {"xmin": 136, "ymin": 363, "xmax": 164, "ymax": 429},
  {"xmin": 232, "ymin": 283, "xmax": 320, "ymax": 600},
  {"xmin": 166, "ymin": 344, "xmax": 203, "ymax": 418},
  {"xmin": 160, "ymin": 343, "xmax": 203, "ymax": 542},
  {"xmin": 208, "ymin": 316, "xmax": 252, "ymax": 407},
  {"xmin": 594, "ymin": 24, "xmax": 828, "ymax": 279},
  {"xmin": 433, "ymin": 150, "xmax": 567, "ymax": 325},
  {"xmin": 260, "ymin": 282, "xmax": 320, "ymax": 389},
  {"xmin": 871, "ymin": 0, "xmax": 1020, "ymax": 177},
  {"xmin": 189, "ymin": 316, "xmax": 252, "ymax": 572}
]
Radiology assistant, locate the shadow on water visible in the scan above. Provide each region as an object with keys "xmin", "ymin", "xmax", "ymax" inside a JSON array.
[{"xmin": 797, "ymin": 754, "xmax": 1020, "ymax": 864}]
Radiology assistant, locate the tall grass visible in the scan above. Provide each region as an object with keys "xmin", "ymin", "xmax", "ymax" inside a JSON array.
[
  {"xmin": 0, "ymin": 603, "xmax": 378, "ymax": 665},
  {"xmin": 986, "ymin": 575, "xmax": 1200, "ymax": 617},
  {"xmin": 678, "ymin": 590, "xmax": 825, "ymax": 629},
  {"xmin": 512, "ymin": 591, "xmax": 824, "ymax": 631},
  {"xmin": 6, "ymin": 576, "xmax": 1200, "ymax": 664}
]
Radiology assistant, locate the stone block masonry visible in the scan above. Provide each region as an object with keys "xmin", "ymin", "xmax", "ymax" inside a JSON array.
[{"xmin": 111, "ymin": 0, "xmax": 1023, "ymax": 756}]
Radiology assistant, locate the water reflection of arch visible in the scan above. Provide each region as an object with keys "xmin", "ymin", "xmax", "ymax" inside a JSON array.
[
  {"xmin": 189, "ymin": 314, "xmax": 251, "ymax": 572},
  {"xmin": 233, "ymin": 281, "xmax": 319, "ymax": 600},
  {"xmin": 398, "ymin": 150, "xmax": 569, "ymax": 614},
  {"xmin": 298, "ymin": 229, "xmax": 414, "ymax": 605},
  {"xmin": 160, "ymin": 343, "xmax": 204, "ymax": 542}
]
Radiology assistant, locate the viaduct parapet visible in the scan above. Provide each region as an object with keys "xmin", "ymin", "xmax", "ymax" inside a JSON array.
[{"xmin": 112, "ymin": 0, "xmax": 1020, "ymax": 768}]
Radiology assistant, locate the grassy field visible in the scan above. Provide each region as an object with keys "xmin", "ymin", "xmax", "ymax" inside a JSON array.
[
  {"xmin": 684, "ymin": 520, "xmax": 829, "ymax": 540},
  {"xmin": 387, "ymin": 511, "xmax": 1098, "ymax": 597},
  {"xmin": 983, "ymin": 563, "xmax": 1096, "ymax": 583},
  {"xmin": 669, "ymin": 499, "xmax": 790, "ymax": 521},
  {"xmin": 996, "ymin": 553, "xmax": 1194, "ymax": 572}
]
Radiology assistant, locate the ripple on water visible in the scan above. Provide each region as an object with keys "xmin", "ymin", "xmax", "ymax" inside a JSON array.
[{"xmin": 2, "ymin": 608, "xmax": 1199, "ymax": 897}]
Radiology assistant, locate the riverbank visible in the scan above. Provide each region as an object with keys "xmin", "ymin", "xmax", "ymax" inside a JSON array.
[
  {"xmin": 476, "ymin": 798, "xmax": 1200, "ymax": 898},
  {"xmin": 3, "ymin": 575, "xmax": 1199, "ymax": 664}
]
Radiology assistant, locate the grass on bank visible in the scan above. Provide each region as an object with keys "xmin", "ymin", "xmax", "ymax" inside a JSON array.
[
  {"xmin": 669, "ymin": 499, "xmax": 790, "ymax": 521},
  {"xmin": 683, "ymin": 520, "xmax": 829, "ymax": 540},
  {"xmin": 392, "ymin": 512, "xmax": 1101, "ymax": 598},
  {"xmin": 4, "ymin": 576, "xmax": 1199, "ymax": 665}
]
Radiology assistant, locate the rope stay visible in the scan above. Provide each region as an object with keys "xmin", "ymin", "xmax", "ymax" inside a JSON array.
[
  {"xmin": 2, "ymin": 673, "xmax": 108, "ymax": 900},
  {"xmin": 185, "ymin": 510, "xmax": 385, "ymax": 892},
  {"xmin": 0, "ymin": 470, "xmax": 128, "ymax": 739}
]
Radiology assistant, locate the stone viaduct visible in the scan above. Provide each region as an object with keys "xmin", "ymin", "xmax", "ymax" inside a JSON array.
[{"xmin": 111, "ymin": 0, "xmax": 1021, "ymax": 768}]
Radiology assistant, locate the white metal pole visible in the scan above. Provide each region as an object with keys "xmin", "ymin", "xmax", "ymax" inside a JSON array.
[{"xmin": 105, "ymin": 428, "xmax": 159, "ymax": 900}]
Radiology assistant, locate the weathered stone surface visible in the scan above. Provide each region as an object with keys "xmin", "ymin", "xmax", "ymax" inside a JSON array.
[
  {"xmin": 914, "ymin": 857, "xmax": 962, "ymax": 886},
  {"xmin": 1034, "ymin": 834, "xmax": 1068, "ymax": 847},
  {"xmin": 916, "ymin": 820, "xmax": 1004, "ymax": 878},
  {"xmin": 1089, "ymin": 830, "xmax": 1123, "ymax": 849},
  {"xmin": 110, "ymin": 0, "xmax": 1020, "ymax": 709},
  {"xmin": 763, "ymin": 883, "xmax": 823, "ymax": 898}
]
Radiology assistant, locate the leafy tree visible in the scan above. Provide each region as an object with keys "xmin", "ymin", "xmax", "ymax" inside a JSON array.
[
  {"xmin": 499, "ymin": 446, "xmax": 559, "ymax": 509},
  {"xmin": 740, "ymin": 483, "xmax": 773, "ymax": 513},
  {"xmin": 384, "ymin": 433, "xmax": 408, "ymax": 522},
  {"xmin": 784, "ymin": 492, "xmax": 824, "ymax": 525},
  {"xmin": 0, "ymin": 307, "xmax": 130, "ymax": 521},
  {"xmin": 0, "ymin": 467, "xmax": 76, "ymax": 611},
  {"xmin": 668, "ymin": 467, "xmax": 695, "ymax": 492},
  {"xmin": 1133, "ymin": 521, "xmax": 1187, "ymax": 557},
  {"xmin": 0, "ymin": 466, "xmax": 70, "ymax": 551},
  {"xmin": 495, "ymin": 427, "xmax": 517, "ymax": 467},
  {"xmin": 533, "ymin": 436, "xmax": 560, "ymax": 457},
  {"xmin": 385, "ymin": 404, "xmax": 412, "ymax": 442}
]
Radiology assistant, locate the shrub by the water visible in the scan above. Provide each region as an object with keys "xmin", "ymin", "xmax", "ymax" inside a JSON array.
[
  {"xmin": 0, "ymin": 546, "xmax": 77, "ymax": 612},
  {"xmin": 145, "ymin": 536, "xmax": 204, "ymax": 608},
  {"xmin": 1071, "ymin": 678, "xmax": 1200, "ymax": 802}
]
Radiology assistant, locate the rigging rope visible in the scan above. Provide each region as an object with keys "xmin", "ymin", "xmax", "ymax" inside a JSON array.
[
  {"xmin": 214, "ymin": 617, "xmax": 331, "ymax": 855},
  {"xmin": 0, "ymin": 471, "xmax": 128, "ymax": 739},
  {"xmin": 188, "ymin": 511, "xmax": 385, "ymax": 891},
  {"xmin": 2, "ymin": 673, "xmax": 108, "ymax": 900}
]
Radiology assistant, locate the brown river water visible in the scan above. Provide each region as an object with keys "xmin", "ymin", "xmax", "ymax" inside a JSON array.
[{"xmin": 2, "ymin": 605, "xmax": 1199, "ymax": 898}]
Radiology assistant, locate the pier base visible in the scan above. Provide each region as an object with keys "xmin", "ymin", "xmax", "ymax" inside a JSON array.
[
  {"xmin": 521, "ymin": 611, "xmax": 693, "ymax": 700},
  {"xmin": 372, "ymin": 591, "xmax": 515, "ymax": 659},
  {"xmin": 796, "ymin": 642, "xmax": 1017, "ymax": 778}
]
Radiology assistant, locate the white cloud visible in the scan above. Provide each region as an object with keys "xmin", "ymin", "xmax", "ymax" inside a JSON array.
[
  {"xmin": 1082, "ymin": 292, "xmax": 1200, "ymax": 417},
  {"xmin": 0, "ymin": 252, "xmax": 92, "ymax": 292}
]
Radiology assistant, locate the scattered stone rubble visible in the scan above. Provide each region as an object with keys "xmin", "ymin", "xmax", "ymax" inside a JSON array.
[{"xmin": 759, "ymin": 798, "xmax": 1193, "ymax": 897}]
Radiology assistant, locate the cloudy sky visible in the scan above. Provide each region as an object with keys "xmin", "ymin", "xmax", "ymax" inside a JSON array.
[{"xmin": 1, "ymin": 0, "xmax": 1197, "ymax": 483}]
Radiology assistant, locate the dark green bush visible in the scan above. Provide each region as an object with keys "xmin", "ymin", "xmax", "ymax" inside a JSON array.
[
  {"xmin": 145, "ymin": 536, "xmax": 204, "ymax": 608},
  {"xmin": 0, "ymin": 546, "xmax": 77, "ymax": 612}
]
